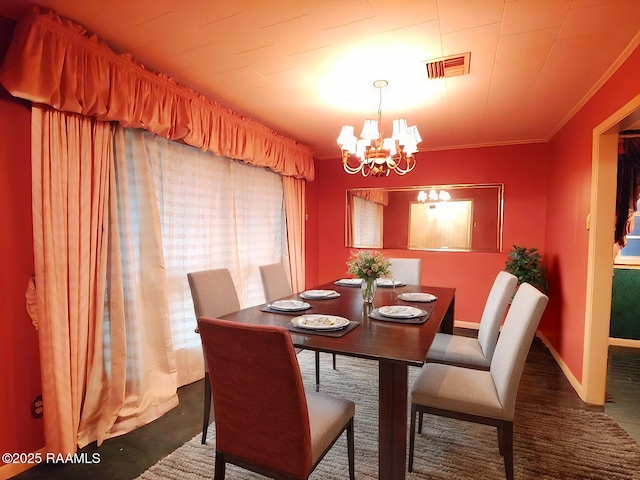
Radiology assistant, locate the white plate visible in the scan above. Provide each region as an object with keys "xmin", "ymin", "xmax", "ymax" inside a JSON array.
[
  {"xmin": 300, "ymin": 289, "xmax": 340, "ymax": 299},
  {"xmin": 376, "ymin": 278, "xmax": 405, "ymax": 287},
  {"xmin": 269, "ymin": 300, "xmax": 311, "ymax": 311},
  {"xmin": 291, "ymin": 314, "xmax": 350, "ymax": 330},
  {"xmin": 397, "ymin": 292, "xmax": 438, "ymax": 303},
  {"xmin": 377, "ymin": 305, "xmax": 426, "ymax": 319},
  {"xmin": 334, "ymin": 278, "xmax": 362, "ymax": 286}
]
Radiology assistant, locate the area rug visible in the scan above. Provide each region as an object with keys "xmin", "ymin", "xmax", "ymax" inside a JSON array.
[{"xmin": 137, "ymin": 351, "xmax": 640, "ymax": 479}]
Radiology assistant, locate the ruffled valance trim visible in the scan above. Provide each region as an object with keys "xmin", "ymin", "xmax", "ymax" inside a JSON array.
[{"xmin": 0, "ymin": 7, "xmax": 315, "ymax": 180}]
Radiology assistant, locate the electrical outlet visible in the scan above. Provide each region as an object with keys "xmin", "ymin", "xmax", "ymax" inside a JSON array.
[{"xmin": 31, "ymin": 395, "xmax": 43, "ymax": 418}]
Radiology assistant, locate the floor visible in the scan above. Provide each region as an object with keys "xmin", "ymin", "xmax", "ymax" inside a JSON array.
[
  {"xmin": 11, "ymin": 380, "xmax": 204, "ymax": 480},
  {"xmin": 9, "ymin": 337, "xmax": 639, "ymax": 480},
  {"xmin": 605, "ymin": 345, "xmax": 640, "ymax": 443}
]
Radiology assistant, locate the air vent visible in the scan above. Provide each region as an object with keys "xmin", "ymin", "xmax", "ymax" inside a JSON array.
[{"xmin": 425, "ymin": 52, "xmax": 470, "ymax": 79}]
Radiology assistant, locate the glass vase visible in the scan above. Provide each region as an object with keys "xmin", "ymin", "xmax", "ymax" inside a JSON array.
[{"xmin": 361, "ymin": 277, "xmax": 377, "ymax": 304}]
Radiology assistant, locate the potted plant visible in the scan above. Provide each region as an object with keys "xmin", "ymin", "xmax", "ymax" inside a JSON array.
[{"xmin": 505, "ymin": 245, "xmax": 548, "ymax": 292}]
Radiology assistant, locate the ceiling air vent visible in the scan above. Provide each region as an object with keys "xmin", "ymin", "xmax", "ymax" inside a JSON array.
[{"xmin": 425, "ymin": 52, "xmax": 470, "ymax": 79}]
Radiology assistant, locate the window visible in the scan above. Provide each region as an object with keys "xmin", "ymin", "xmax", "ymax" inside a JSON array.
[
  {"xmin": 123, "ymin": 130, "xmax": 285, "ymax": 386},
  {"xmin": 352, "ymin": 196, "xmax": 383, "ymax": 248}
]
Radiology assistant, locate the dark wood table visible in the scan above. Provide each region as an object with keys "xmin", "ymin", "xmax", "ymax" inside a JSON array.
[{"xmin": 220, "ymin": 281, "xmax": 455, "ymax": 480}]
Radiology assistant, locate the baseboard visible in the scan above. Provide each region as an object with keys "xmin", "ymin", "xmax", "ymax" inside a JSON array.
[
  {"xmin": 454, "ymin": 320, "xmax": 480, "ymax": 331},
  {"xmin": 0, "ymin": 447, "xmax": 46, "ymax": 480},
  {"xmin": 535, "ymin": 332, "xmax": 588, "ymax": 402},
  {"xmin": 609, "ymin": 337, "xmax": 640, "ymax": 348}
]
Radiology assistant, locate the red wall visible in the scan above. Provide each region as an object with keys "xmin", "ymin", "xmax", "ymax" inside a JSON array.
[
  {"xmin": 544, "ymin": 44, "xmax": 640, "ymax": 381},
  {"xmin": 307, "ymin": 143, "xmax": 550, "ymax": 324},
  {"xmin": 0, "ymin": 16, "xmax": 44, "ymax": 464}
]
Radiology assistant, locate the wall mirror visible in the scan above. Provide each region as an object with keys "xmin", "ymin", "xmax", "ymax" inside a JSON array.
[{"xmin": 345, "ymin": 183, "xmax": 504, "ymax": 252}]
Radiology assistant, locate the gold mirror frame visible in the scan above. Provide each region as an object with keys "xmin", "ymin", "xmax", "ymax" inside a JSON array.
[{"xmin": 345, "ymin": 183, "xmax": 504, "ymax": 252}]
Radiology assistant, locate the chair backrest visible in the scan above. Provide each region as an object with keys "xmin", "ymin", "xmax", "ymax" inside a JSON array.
[
  {"xmin": 259, "ymin": 263, "xmax": 292, "ymax": 302},
  {"xmin": 477, "ymin": 271, "xmax": 518, "ymax": 362},
  {"xmin": 198, "ymin": 317, "xmax": 312, "ymax": 478},
  {"xmin": 490, "ymin": 282, "xmax": 548, "ymax": 419},
  {"xmin": 389, "ymin": 258, "xmax": 422, "ymax": 285},
  {"xmin": 187, "ymin": 268, "xmax": 241, "ymax": 319}
]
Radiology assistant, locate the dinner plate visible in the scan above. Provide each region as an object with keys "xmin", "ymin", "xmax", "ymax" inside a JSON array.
[
  {"xmin": 334, "ymin": 278, "xmax": 362, "ymax": 286},
  {"xmin": 291, "ymin": 314, "xmax": 350, "ymax": 330},
  {"xmin": 269, "ymin": 300, "xmax": 311, "ymax": 312},
  {"xmin": 376, "ymin": 278, "xmax": 405, "ymax": 287},
  {"xmin": 377, "ymin": 305, "xmax": 426, "ymax": 319},
  {"xmin": 300, "ymin": 289, "xmax": 340, "ymax": 299},
  {"xmin": 397, "ymin": 292, "xmax": 438, "ymax": 303}
]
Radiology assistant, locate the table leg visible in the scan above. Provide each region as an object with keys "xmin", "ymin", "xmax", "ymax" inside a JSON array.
[
  {"xmin": 379, "ymin": 360, "xmax": 408, "ymax": 480},
  {"xmin": 440, "ymin": 295, "xmax": 455, "ymax": 334}
]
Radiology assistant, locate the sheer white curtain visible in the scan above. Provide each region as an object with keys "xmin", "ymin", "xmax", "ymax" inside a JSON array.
[
  {"xmin": 135, "ymin": 130, "xmax": 286, "ymax": 386},
  {"xmin": 353, "ymin": 196, "xmax": 383, "ymax": 248}
]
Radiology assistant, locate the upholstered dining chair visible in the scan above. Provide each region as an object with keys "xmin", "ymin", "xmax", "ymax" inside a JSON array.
[
  {"xmin": 259, "ymin": 262, "xmax": 293, "ymax": 303},
  {"xmin": 187, "ymin": 268, "xmax": 241, "ymax": 444},
  {"xmin": 259, "ymin": 263, "xmax": 335, "ymax": 390},
  {"xmin": 198, "ymin": 317, "xmax": 355, "ymax": 480},
  {"xmin": 426, "ymin": 270, "xmax": 518, "ymax": 369},
  {"xmin": 388, "ymin": 257, "xmax": 422, "ymax": 285},
  {"xmin": 408, "ymin": 282, "xmax": 548, "ymax": 480}
]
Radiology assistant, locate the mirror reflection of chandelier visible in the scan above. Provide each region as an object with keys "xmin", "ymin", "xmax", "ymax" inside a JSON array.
[
  {"xmin": 337, "ymin": 80, "xmax": 422, "ymax": 177},
  {"xmin": 418, "ymin": 189, "xmax": 451, "ymax": 203}
]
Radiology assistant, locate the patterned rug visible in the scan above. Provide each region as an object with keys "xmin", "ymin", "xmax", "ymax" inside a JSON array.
[{"xmin": 137, "ymin": 351, "xmax": 640, "ymax": 479}]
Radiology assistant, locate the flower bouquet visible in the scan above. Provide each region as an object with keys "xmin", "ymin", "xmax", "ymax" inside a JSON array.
[{"xmin": 346, "ymin": 250, "xmax": 391, "ymax": 303}]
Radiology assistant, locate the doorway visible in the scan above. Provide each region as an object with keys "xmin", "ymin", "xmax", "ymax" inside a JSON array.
[{"xmin": 584, "ymin": 93, "xmax": 640, "ymax": 407}]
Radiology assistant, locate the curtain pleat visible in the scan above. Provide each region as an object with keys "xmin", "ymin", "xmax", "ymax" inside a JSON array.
[{"xmin": 0, "ymin": 6, "xmax": 315, "ymax": 180}]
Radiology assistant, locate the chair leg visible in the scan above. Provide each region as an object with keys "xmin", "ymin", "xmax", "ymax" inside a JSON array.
[
  {"xmin": 418, "ymin": 411, "xmax": 424, "ymax": 434},
  {"xmin": 347, "ymin": 418, "xmax": 355, "ymax": 480},
  {"xmin": 503, "ymin": 421, "xmax": 514, "ymax": 480},
  {"xmin": 202, "ymin": 372, "xmax": 212, "ymax": 444},
  {"xmin": 332, "ymin": 353, "xmax": 337, "ymax": 370},
  {"xmin": 315, "ymin": 351, "xmax": 320, "ymax": 392},
  {"xmin": 214, "ymin": 450, "xmax": 226, "ymax": 480},
  {"xmin": 408, "ymin": 404, "xmax": 417, "ymax": 472}
]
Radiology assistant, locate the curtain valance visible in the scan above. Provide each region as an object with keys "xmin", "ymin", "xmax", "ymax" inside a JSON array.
[
  {"xmin": 0, "ymin": 7, "xmax": 315, "ymax": 180},
  {"xmin": 348, "ymin": 188, "xmax": 389, "ymax": 206}
]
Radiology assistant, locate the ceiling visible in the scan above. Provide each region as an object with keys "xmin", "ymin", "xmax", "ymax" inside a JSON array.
[{"xmin": 1, "ymin": 0, "xmax": 640, "ymax": 159}]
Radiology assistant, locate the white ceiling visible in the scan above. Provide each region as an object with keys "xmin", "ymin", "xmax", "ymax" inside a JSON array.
[{"xmin": 1, "ymin": 0, "xmax": 640, "ymax": 159}]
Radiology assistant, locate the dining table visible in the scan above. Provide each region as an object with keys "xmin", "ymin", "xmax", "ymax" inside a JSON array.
[{"xmin": 219, "ymin": 279, "xmax": 456, "ymax": 480}]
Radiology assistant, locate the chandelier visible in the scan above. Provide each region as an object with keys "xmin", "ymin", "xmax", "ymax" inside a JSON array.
[{"xmin": 337, "ymin": 80, "xmax": 422, "ymax": 177}]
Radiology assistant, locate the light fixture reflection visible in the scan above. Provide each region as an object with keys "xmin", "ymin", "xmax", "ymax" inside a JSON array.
[{"xmin": 418, "ymin": 189, "xmax": 450, "ymax": 203}]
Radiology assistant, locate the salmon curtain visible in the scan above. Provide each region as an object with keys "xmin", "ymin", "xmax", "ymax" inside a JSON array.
[
  {"xmin": 31, "ymin": 107, "xmax": 179, "ymax": 455},
  {"xmin": 30, "ymin": 107, "xmax": 114, "ymax": 455},
  {"xmin": 0, "ymin": 6, "xmax": 315, "ymax": 181},
  {"xmin": 283, "ymin": 177, "xmax": 306, "ymax": 292}
]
